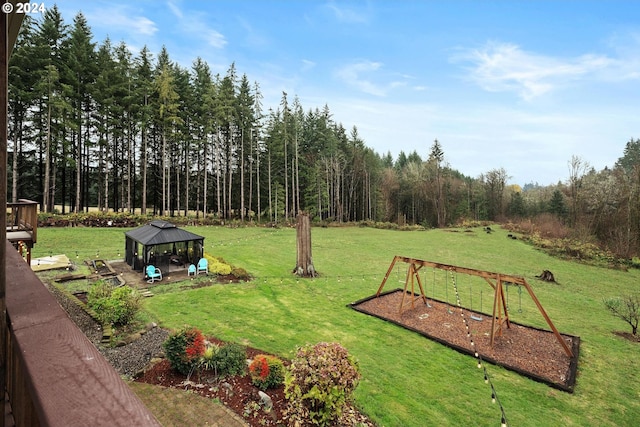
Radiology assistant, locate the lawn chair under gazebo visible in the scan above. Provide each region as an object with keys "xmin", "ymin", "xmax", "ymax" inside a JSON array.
[
  {"xmin": 146, "ymin": 265, "xmax": 162, "ymax": 283},
  {"xmin": 124, "ymin": 220, "xmax": 205, "ymax": 275}
]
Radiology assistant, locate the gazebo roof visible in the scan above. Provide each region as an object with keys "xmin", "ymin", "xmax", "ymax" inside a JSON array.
[{"xmin": 125, "ymin": 220, "xmax": 204, "ymax": 246}]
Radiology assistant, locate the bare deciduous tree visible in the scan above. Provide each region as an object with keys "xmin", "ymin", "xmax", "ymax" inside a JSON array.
[
  {"xmin": 604, "ymin": 294, "xmax": 639, "ymax": 335},
  {"xmin": 568, "ymin": 155, "xmax": 590, "ymax": 228}
]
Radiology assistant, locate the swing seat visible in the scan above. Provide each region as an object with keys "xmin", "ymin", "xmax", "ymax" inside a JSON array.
[{"xmin": 470, "ymin": 314, "xmax": 483, "ymax": 321}]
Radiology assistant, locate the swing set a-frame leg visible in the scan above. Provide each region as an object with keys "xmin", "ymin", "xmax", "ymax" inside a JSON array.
[
  {"xmin": 398, "ymin": 262, "xmax": 429, "ymax": 314},
  {"xmin": 376, "ymin": 255, "xmax": 400, "ymax": 296},
  {"xmin": 490, "ymin": 276, "xmax": 510, "ymax": 347}
]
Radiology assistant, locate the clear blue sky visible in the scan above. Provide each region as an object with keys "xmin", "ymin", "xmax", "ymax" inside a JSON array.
[{"xmin": 53, "ymin": 0, "xmax": 640, "ymax": 186}]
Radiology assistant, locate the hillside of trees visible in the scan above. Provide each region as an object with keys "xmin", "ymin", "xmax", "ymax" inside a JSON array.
[{"xmin": 8, "ymin": 7, "xmax": 640, "ymax": 259}]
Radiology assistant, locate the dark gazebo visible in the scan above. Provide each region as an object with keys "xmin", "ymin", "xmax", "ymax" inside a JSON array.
[{"xmin": 124, "ymin": 220, "xmax": 205, "ymax": 272}]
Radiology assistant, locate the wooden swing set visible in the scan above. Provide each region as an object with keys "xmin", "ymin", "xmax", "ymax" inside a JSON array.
[{"xmin": 376, "ymin": 255, "xmax": 573, "ymax": 358}]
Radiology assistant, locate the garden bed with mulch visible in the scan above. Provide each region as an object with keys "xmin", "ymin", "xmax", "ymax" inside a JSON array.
[
  {"xmin": 49, "ymin": 280, "xmax": 374, "ymax": 427},
  {"xmin": 134, "ymin": 337, "xmax": 375, "ymax": 427},
  {"xmin": 350, "ymin": 288, "xmax": 580, "ymax": 392}
]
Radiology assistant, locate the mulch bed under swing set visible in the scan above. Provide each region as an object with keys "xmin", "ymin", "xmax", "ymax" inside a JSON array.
[{"xmin": 349, "ymin": 256, "xmax": 580, "ymax": 393}]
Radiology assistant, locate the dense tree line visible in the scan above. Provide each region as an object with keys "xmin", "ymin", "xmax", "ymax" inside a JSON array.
[
  {"xmin": 8, "ymin": 7, "xmax": 640, "ymax": 258},
  {"xmin": 508, "ymin": 144, "xmax": 640, "ymax": 259},
  {"xmin": 8, "ymin": 9, "xmax": 387, "ymax": 223}
]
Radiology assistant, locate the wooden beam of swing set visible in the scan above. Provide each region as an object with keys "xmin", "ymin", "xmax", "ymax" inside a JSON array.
[{"xmin": 375, "ymin": 256, "xmax": 573, "ymax": 358}]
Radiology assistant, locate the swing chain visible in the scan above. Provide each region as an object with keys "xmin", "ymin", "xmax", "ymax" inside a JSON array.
[{"xmin": 518, "ymin": 285, "xmax": 523, "ymax": 313}]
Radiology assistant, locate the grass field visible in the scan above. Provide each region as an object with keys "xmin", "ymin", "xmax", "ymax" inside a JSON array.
[{"xmin": 33, "ymin": 224, "xmax": 640, "ymax": 427}]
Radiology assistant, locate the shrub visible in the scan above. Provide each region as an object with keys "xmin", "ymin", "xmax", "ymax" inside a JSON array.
[
  {"xmin": 200, "ymin": 342, "xmax": 220, "ymax": 372},
  {"xmin": 231, "ymin": 267, "xmax": 251, "ymax": 281},
  {"xmin": 87, "ymin": 279, "xmax": 111, "ymax": 300},
  {"xmin": 210, "ymin": 259, "xmax": 232, "ymax": 276},
  {"xmin": 87, "ymin": 281, "xmax": 141, "ymax": 326},
  {"xmin": 163, "ymin": 327, "xmax": 206, "ymax": 376},
  {"xmin": 604, "ymin": 294, "xmax": 640, "ymax": 335},
  {"xmin": 203, "ymin": 253, "xmax": 233, "ymax": 276},
  {"xmin": 249, "ymin": 354, "xmax": 285, "ymax": 390},
  {"xmin": 213, "ymin": 342, "xmax": 247, "ymax": 376},
  {"xmin": 284, "ymin": 342, "xmax": 360, "ymax": 426}
]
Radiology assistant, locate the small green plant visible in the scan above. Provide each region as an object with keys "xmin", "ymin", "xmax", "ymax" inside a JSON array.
[
  {"xmin": 87, "ymin": 281, "xmax": 141, "ymax": 326},
  {"xmin": 163, "ymin": 327, "xmax": 206, "ymax": 376},
  {"xmin": 284, "ymin": 342, "xmax": 360, "ymax": 426},
  {"xmin": 200, "ymin": 342, "xmax": 220, "ymax": 372},
  {"xmin": 213, "ymin": 342, "xmax": 247, "ymax": 377},
  {"xmin": 249, "ymin": 354, "xmax": 285, "ymax": 390},
  {"xmin": 243, "ymin": 401, "xmax": 261, "ymax": 418}
]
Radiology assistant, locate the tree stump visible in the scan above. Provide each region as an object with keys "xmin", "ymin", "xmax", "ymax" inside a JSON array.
[
  {"xmin": 536, "ymin": 270, "xmax": 556, "ymax": 282},
  {"xmin": 293, "ymin": 212, "xmax": 317, "ymax": 277}
]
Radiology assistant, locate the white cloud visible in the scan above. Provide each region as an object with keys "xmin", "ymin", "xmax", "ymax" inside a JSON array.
[
  {"xmin": 334, "ymin": 61, "xmax": 393, "ymax": 96},
  {"xmin": 602, "ymin": 30, "xmax": 640, "ymax": 81},
  {"xmin": 237, "ymin": 17, "xmax": 269, "ymax": 49},
  {"xmin": 85, "ymin": 6, "xmax": 158, "ymax": 37},
  {"xmin": 324, "ymin": 2, "xmax": 370, "ymax": 24},
  {"xmin": 301, "ymin": 59, "xmax": 316, "ymax": 71},
  {"xmin": 166, "ymin": 0, "xmax": 183, "ymax": 19},
  {"xmin": 202, "ymin": 28, "xmax": 227, "ymax": 49},
  {"xmin": 163, "ymin": 1, "xmax": 226, "ymax": 49},
  {"xmin": 333, "ymin": 61, "xmax": 427, "ymax": 97},
  {"xmin": 133, "ymin": 17, "xmax": 158, "ymax": 36},
  {"xmin": 179, "ymin": 17, "xmax": 226, "ymax": 49},
  {"xmin": 455, "ymin": 42, "xmax": 612, "ymax": 100}
]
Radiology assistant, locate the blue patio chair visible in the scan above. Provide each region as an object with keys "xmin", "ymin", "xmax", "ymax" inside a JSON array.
[
  {"xmin": 197, "ymin": 258, "xmax": 208, "ymax": 275},
  {"xmin": 146, "ymin": 265, "xmax": 162, "ymax": 283},
  {"xmin": 188, "ymin": 264, "xmax": 197, "ymax": 276}
]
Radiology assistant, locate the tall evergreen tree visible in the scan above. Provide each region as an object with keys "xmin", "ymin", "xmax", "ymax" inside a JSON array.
[
  {"xmin": 615, "ymin": 139, "xmax": 640, "ymax": 173},
  {"xmin": 8, "ymin": 16, "xmax": 38, "ymax": 202},
  {"xmin": 548, "ymin": 188, "xmax": 567, "ymax": 219},
  {"xmin": 215, "ymin": 64, "xmax": 238, "ymax": 219},
  {"xmin": 190, "ymin": 57, "xmax": 215, "ymax": 217},
  {"xmin": 172, "ymin": 63, "xmax": 193, "ymax": 216},
  {"xmin": 236, "ymin": 74, "xmax": 255, "ymax": 221},
  {"xmin": 33, "ymin": 5, "xmax": 71, "ymax": 212},
  {"xmin": 280, "ymin": 92, "xmax": 290, "ymax": 221},
  {"xmin": 113, "ymin": 42, "xmax": 136, "ymax": 212},
  {"xmin": 251, "ymin": 81, "xmax": 264, "ymax": 222},
  {"xmin": 93, "ymin": 38, "xmax": 117, "ymax": 211},
  {"xmin": 155, "ymin": 62, "xmax": 181, "ymax": 216},
  {"xmin": 135, "ymin": 45, "xmax": 154, "ymax": 214},
  {"xmin": 66, "ymin": 12, "xmax": 96, "ymax": 212},
  {"xmin": 508, "ymin": 191, "xmax": 525, "ymax": 218}
]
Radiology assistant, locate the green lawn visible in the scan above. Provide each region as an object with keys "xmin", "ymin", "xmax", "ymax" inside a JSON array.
[{"xmin": 33, "ymin": 225, "xmax": 640, "ymax": 427}]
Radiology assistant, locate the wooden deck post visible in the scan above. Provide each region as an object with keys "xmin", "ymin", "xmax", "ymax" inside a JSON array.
[
  {"xmin": 4, "ymin": 9, "xmax": 32, "ymax": 425},
  {"xmin": 2, "ymin": 9, "xmax": 10, "ymax": 426}
]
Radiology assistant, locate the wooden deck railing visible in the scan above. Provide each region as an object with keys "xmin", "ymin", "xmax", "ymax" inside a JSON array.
[
  {"xmin": 6, "ymin": 199, "xmax": 37, "ymax": 243},
  {"xmin": 6, "ymin": 200, "xmax": 38, "ymax": 265},
  {"xmin": 4, "ymin": 241, "xmax": 161, "ymax": 427}
]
